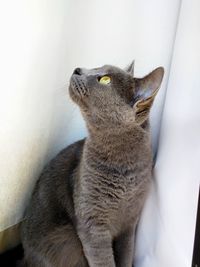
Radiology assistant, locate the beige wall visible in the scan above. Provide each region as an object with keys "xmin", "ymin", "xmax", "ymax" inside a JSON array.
[{"xmin": 0, "ymin": 0, "xmax": 180, "ymax": 233}]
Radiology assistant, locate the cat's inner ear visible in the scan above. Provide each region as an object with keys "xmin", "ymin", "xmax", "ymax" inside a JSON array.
[
  {"xmin": 133, "ymin": 67, "xmax": 164, "ymax": 117},
  {"xmin": 125, "ymin": 60, "xmax": 135, "ymax": 76}
]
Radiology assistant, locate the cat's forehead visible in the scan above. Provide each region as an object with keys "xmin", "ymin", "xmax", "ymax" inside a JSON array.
[
  {"xmin": 83, "ymin": 65, "xmax": 126, "ymax": 76},
  {"xmin": 98, "ymin": 65, "xmax": 124, "ymax": 74}
]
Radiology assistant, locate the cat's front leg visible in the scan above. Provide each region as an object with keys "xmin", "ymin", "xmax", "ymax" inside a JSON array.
[
  {"xmin": 78, "ymin": 226, "xmax": 116, "ymax": 267},
  {"xmin": 113, "ymin": 226, "xmax": 136, "ymax": 267}
]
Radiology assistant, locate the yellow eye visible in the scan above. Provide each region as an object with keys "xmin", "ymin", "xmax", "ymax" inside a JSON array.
[{"xmin": 99, "ymin": 76, "xmax": 111, "ymax": 85}]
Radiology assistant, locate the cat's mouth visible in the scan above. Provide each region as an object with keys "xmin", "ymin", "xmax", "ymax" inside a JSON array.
[{"xmin": 69, "ymin": 74, "xmax": 88, "ymax": 98}]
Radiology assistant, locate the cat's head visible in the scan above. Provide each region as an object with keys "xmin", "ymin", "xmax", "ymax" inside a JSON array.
[{"xmin": 69, "ymin": 62, "xmax": 164, "ymax": 130}]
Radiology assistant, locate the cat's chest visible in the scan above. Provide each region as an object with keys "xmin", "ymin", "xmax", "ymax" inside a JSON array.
[
  {"xmin": 80, "ymin": 160, "xmax": 151, "ymax": 203},
  {"xmin": 108, "ymin": 178, "xmax": 150, "ymax": 237},
  {"xmin": 75, "ymin": 166, "xmax": 151, "ymax": 238}
]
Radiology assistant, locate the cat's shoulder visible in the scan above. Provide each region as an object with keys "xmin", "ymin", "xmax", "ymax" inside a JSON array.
[
  {"xmin": 48, "ymin": 138, "xmax": 85, "ymax": 167},
  {"xmin": 57, "ymin": 138, "xmax": 86, "ymax": 160},
  {"xmin": 35, "ymin": 138, "xmax": 86, "ymax": 186}
]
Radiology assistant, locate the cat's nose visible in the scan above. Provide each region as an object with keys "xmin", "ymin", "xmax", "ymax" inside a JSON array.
[{"xmin": 73, "ymin": 68, "xmax": 82, "ymax": 75}]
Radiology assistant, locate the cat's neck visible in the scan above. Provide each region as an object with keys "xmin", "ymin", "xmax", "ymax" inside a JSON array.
[
  {"xmin": 87, "ymin": 119, "xmax": 150, "ymax": 141},
  {"xmin": 84, "ymin": 121, "xmax": 151, "ymax": 167}
]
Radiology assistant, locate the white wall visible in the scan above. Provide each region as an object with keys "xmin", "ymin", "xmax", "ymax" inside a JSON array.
[
  {"xmin": 135, "ymin": 0, "xmax": 200, "ymax": 266},
  {"xmin": 0, "ymin": 0, "xmax": 180, "ymax": 235}
]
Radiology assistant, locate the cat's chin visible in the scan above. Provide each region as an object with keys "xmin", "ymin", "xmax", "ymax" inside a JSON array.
[{"xmin": 69, "ymin": 74, "xmax": 88, "ymax": 100}]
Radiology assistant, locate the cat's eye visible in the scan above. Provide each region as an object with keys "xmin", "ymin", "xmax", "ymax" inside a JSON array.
[{"xmin": 98, "ymin": 76, "xmax": 111, "ymax": 85}]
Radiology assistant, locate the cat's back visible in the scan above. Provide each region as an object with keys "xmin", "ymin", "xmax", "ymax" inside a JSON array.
[
  {"xmin": 33, "ymin": 138, "xmax": 85, "ymax": 201},
  {"xmin": 21, "ymin": 138, "xmax": 85, "ymax": 242}
]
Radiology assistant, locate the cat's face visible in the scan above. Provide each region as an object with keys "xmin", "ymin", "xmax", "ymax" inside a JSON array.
[{"xmin": 69, "ymin": 63, "xmax": 164, "ymax": 128}]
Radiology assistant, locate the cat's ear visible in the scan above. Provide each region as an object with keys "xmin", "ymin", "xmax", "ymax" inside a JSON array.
[
  {"xmin": 125, "ymin": 60, "xmax": 135, "ymax": 76},
  {"xmin": 133, "ymin": 67, "xmax": 164, "ymax": 124}
]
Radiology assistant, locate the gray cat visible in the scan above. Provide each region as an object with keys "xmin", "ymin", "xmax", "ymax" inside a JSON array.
[{"xmin": 21, "ymin": 62, "xmax": 164, "ymax": 267}]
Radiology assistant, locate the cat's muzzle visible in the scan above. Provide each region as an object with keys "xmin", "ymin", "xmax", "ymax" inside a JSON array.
[{"xmin": 69, "ymin": 75, "xmax": 88, "ymax": 98}]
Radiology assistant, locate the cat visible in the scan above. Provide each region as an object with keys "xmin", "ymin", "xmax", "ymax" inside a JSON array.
[{"xmin": 21, "ymin": 62, "xmax": 164, "ymax": 267}]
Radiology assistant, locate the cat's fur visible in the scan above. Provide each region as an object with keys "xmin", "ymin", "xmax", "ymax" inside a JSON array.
[{"xmin": 21, "ymin": 62, "xmax": 164, "ymax": 267}]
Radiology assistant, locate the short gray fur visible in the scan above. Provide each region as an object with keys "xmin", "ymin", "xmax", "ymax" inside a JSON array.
[{"xmin": 21, "ymin": 62, "xmax": 164, "ymax": 267}]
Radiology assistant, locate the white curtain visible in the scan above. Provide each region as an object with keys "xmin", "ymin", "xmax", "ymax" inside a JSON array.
[
  {"xmin": 135, "ymin": 1, "xmax": 200, "ymax": 266},
  {"xmin": 0, "ymin": 0, "xmax": 199, "ymax": 266}
]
